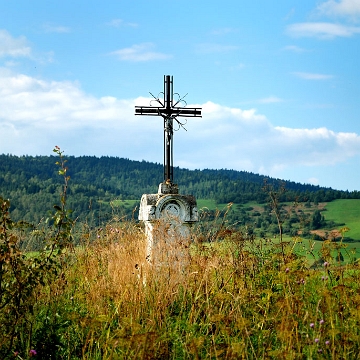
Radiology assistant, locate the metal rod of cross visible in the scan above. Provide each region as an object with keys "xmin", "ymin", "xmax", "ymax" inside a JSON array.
[{"xmin": 135, "ymin": 75, "xmax": 202, "ymax": 183}]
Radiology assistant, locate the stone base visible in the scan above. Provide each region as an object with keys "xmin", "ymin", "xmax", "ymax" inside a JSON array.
[
  {"xmin": 138, "ymin": 182, "xmax": 199, "ymax": 274},
  {"xmin": 143, "ymin": 219, "xmax": 192, "ymax": 268}
]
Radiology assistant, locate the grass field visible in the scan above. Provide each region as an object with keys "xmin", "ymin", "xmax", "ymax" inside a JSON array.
[
  {"xmin": 323, "ymin": 199, "xmax": 360, "ymax": 240},
  {"xmin": 196, "ymin": 199, "xmax": 218, "ymax": 209},
  {"xmin": 5, "ymin": 221, "xmax": 360, "ymax": 359},
  {"xmin": 198, "ymin": 198, "xmax": 360, "ymax": 236},
  {"xmin": 279, "ymin": 236, "xmax": 360, "ymax": 265}
]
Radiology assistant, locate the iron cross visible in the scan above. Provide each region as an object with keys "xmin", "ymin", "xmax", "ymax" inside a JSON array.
[{"xmin": 135, "ymin": 75, "xmax": 202, "ymax": 183}]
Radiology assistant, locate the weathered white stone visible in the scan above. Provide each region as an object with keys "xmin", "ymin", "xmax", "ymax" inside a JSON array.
[{"xmin": 139, "ymin": 182, "xmax": 199, "ymax": 267}]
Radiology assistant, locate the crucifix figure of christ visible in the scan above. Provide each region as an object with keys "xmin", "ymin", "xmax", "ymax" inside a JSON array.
[{"xmin": 135, "ymin": 75, "xmax": 202, "ymax": 184}]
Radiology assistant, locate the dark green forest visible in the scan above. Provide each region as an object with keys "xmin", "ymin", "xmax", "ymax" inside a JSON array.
[{"xmin": 1, "ymin": 153, "xmax": 359, "ymax": 228}]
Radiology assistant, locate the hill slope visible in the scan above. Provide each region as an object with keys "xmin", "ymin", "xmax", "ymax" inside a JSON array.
[{"xmin": 1, "ymin": 153, "xmax": 359, "ymax": 225}]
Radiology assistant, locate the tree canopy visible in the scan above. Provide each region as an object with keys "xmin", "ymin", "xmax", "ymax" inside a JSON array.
[{"xmin": 0, "ymin": 154, "xmax": 359, "ymax": 226}]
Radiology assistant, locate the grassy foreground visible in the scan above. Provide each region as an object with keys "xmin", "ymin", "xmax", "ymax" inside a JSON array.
[{"xmin": 3, "ymin": 221, "xmax": 359, "ymax": 360}]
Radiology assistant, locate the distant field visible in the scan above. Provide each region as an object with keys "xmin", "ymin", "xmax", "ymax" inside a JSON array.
[
  {"xmin": 323, "ymin": 199, "xmax": 360, "ymax": 241},
  {"xmin": 196, "ymin": 199, "xmax": 218, "ymax": 209},
  {"xmin": 293, "ymin": 237, "xmax": 360, "ymax": 264},
  {"xmin": 109, "ymin": 199, "xmax": 139, "ymax": 208},
  {"xmin": 197, "ymin": 199, "xmax": 242, "ymax": 211},
  {"xmin": 197, "ymin": 198, "xmax": 360, "ymax": 237}
]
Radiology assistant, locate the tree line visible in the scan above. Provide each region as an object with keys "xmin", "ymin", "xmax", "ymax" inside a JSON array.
[{"xmin": 0, "ymin": 154, "xmax": 359, "ymax": 227}]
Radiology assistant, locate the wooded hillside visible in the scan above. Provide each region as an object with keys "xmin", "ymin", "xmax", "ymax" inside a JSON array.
[{"xmin": 1, "ymin": 153, "xmax": 359, "ymax": 225}]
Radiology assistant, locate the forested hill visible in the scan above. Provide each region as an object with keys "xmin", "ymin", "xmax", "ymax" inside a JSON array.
[{"xmin": 1, "ymin": 154, "xmax": 359, "ymax": 223}]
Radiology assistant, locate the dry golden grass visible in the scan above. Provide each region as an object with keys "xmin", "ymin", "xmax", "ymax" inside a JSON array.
[{"xmin": 26, "ymin": 220, "xmax": 360, "ymax": 359}]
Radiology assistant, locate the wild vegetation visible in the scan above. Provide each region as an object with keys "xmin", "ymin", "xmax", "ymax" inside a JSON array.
[{"xmin": 1, "ymin": 149, "xmax": 360, "ymax": 359}]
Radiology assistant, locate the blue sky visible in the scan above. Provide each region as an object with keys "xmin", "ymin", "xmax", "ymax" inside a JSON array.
[{"xmin": 0, "ymin": 0, "xmax": 360, "ymax": 191}]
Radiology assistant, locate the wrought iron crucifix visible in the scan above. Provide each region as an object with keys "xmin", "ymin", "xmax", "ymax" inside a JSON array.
[{"xmin": 135, "ymin": 75, "xmax": 202, "ymax": 183}]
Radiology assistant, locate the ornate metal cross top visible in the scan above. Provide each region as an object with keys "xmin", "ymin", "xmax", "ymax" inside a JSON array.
[{"xmin": 135, "ymin": 75, "xmax": 202, "ymax": 183}]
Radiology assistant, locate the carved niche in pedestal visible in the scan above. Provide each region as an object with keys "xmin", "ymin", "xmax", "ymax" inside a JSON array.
[{"xmin": 138, "ymin": 192, "xmax": 198, "ymax": 224}]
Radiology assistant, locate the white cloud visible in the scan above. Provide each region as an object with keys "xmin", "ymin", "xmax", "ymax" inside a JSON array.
[
  {"xmin": 283, "ymin": 45, "xmax": 308, "ymax": 53},
  {"xmin": 287, "ymin": 22, "xmax": 360, "ymax": 38},
  {"xmin": 211, "ymin": 28, "xmax": 236, "ymax": 35},
  {"xmin": 110, "ymin": 43, "xmax": 171, "ymax": 61},
  {"xmin": 0, "ymin": 71, "xmax": 134, "ymax": 127},
  {"xmin": 43, "ymin": 23, "xmax": 71, "ymax": 33},
  {"xmin": 307, "ymin": 177, "xmax": 320, "ymax": 185},
  {"xmin": 317, "ymin": 0, "xmax": 360, "ymax": 19},
  {"xmin": 106, "ymin": 19, "xmax": 138, "ymax": 28},
  {"xmin": 292, "ymin": 72, "xmax": 334, "ymax": 80},
  {"xmin": 107, "ymin": 19, "xmax": 123, "ymax": 27},
  {"xmin": 284, "ymin": 8, "xmax": 296, "ymax": 21},
  {"xmin": 270, "ymin": 126, "xmax": 360, "ymax": 166},
  {"xmin": 177, "ymin": 103, "xmax": 360, "ymax": 175},
  {"xmin": 258, "ymin": 96, "xmax": 284, "ymax": 104},
  {"xmin": 0, "ymin": 30, "xmax": 31, "ymax": 57},
  {"xmin": 230, "ymin": 63, "xmax": 245, "ymax": 71},
  {"xmin": 1, "ymin": 70, "xmax": 360, "ymax": 178},
  {"xmin": 0, "ymin": 70, "xmax": 160, "ymax": 157}
]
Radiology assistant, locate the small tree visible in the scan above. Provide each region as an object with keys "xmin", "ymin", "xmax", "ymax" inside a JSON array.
[{"xmin": 311, "ymin": 209, "xmax": 324, "ymax": 230}]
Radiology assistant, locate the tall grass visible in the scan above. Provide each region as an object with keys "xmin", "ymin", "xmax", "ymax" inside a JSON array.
[
  {"xmin": 11, "ymin": 220, "xmax": 356, "ymax": 359},
  {"xmin": 2, "ymin": 149, "xmax": 359, "ymax": 359}
]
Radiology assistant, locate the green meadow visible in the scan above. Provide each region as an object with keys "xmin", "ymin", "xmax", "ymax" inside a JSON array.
[
  {"xmin": 323, "ymin": 199, "xmax": 360, "ymax": 240},
  {"xmin": 197, "ymin": 198, "xmax": 360, "ymax": 265},
  {"xmin": 199, "ymin": 198, "xmax": 360, "ymax": 238}
]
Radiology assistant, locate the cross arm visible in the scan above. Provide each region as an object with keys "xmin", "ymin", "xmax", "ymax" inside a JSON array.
[
  {"xmin": 135, "ymin": 106, "xmax": 202, "ymax": 118},
  {"xmin": 135, "ymin": 106, "xmax": 163, "ymax": 116},
  {"xmin": 173, "ymin": 107, "xmax": 202, "ymax": 117}
]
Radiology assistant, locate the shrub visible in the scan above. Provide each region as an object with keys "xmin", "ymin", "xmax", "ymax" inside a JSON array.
[{"xmin": 0, "ymin": 147, "xmax": 74, "ymax": 359}]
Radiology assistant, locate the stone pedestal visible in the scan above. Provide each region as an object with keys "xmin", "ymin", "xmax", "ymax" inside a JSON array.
[{"xmin": 138, "ymin": 182, "xmax": 198, "ymax": 271}]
